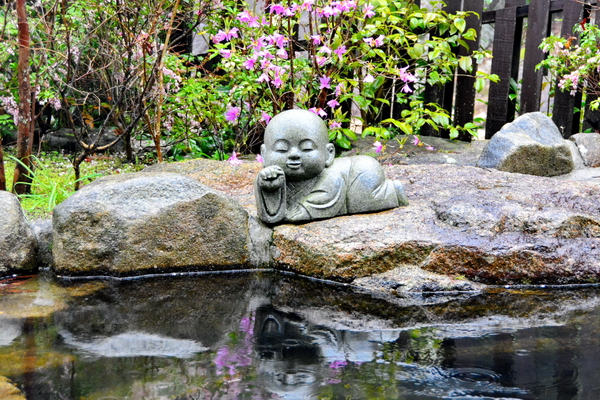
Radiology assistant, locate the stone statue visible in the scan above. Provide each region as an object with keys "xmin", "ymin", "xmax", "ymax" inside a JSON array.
[{"xmin": 255, "ymin": 109, "xmax": 408, "ymax": 224}]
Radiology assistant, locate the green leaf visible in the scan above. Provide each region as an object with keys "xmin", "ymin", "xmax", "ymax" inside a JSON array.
[
  {"xmin": 458, "ymin": 56, "xmax": 472, "ymax": 72},
  {"xmin": 454, "ymin": 18, "xmax": 466, "ymax": 33}
]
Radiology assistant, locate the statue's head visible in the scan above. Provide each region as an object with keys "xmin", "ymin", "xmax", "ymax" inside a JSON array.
[{"xmin": 261, "ymin": 109, "xmax": 335, "ymax": 182}]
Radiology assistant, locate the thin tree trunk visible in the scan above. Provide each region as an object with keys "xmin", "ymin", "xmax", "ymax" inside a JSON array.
[{"xmin": 13, "ymin": 0, "xmax": 33, "ymax": 195}]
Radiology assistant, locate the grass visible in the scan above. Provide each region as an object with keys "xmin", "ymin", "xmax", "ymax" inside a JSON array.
[{"xmin": 3, "ymin": 150, "xmax": 146, "ymax": 220}]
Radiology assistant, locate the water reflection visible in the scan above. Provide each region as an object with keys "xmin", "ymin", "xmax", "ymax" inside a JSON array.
[{"xmin": 0, "ymin": 272, "xmax": 599, "ymax": 399}]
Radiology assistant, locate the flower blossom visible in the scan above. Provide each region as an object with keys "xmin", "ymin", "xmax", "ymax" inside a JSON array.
[
  {"xmin": 364, "ymin": 35, "xmax": 385, "ymax": 47},
  {"xmin": 212, "ymin": 27, "xmax": 239, "ymax": 43},
  {"xmin": 363, "ymin": 4, "xmax": 375, "ymax": 17},
  {"xmin": 309, "ymin": 107, "xmax": 327, "ymax": 117},
  {"xmin": 237, "ymin": 11, "xmax": 260, "ymax": 27},
  {"xmin": 334, "ymin": 45, "xmax": 347, "ymax": 59},
  {"xmin": 329, "ymin": 120, "xmax": 342, "ymax": 129},
  {"xmin": 261, "ymin": 112, "xmax": 272, "ymax": 124},
  {"xmin": 412, "ymin": 135, "xmax": 420, "ymax": 146},
  {"xmin": 364, "ymin": 74, "xmax": 375, "ymax": 83},
  {"xmin": 225, "ymin": 106, "xmax": 241, "ymax": 122},
  {"xmin": 327, "ymin": 99, "xmax": 340, "ymax": 108},
  {"xmin": 269, "ymin": 4, "xmax": 286, "ymax": 14},
  {"xmin": 319, "ymin": 76, "xmax": 331, "ymax": 89},
  {"xmin": 256, "ymin": 154, "xmax": 265, "ymax": 163},
  {"xmin": 228, "ymin": 151, "xmax": 243, "ymax": 166},
  {"xmin": 373, "ymin": 140, "xmax": 383, "ymax": 153}
]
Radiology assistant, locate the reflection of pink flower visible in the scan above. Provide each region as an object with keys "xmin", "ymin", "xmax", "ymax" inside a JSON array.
[
  {"xmin": 256, "ymin": 154, "xmax": 264, "ymax": 163},
  {"xmin": 330, "ymin": 360, "xmax": 348, "ymax": 369},
  {"xmin": 228, "ymin": 151, "xmax": 243, "ymax": 166},
  {"xmin": 373, "ymin": 140, "xmax": 383, "ymax": 153},
  {"xmin": 426, "ymin": 146, "xmax": 435, "ymax": 151},
  {"xmin": 225, "ymin": 106, "xmax": 241, "ymax": 122}
]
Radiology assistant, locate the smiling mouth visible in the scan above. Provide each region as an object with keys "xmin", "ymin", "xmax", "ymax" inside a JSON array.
[{"xmin": 286, "ymin": 162, "xmax": 301, "ymax": 169}]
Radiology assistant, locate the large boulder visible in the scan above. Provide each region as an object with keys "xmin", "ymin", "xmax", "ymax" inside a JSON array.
[
  {"xmin": 270, "ymin": 164, "xmax": 600, "ymax": 285},
  {"xmin": 477, "ymin": 112, "xmax": 574, "ymax": 176},
  {"xmin": 569, "ymin": 132, "xmax": 600, "ymax": 167},
  {"xmin": 52, "ymin": 172, "xmax": 251, "ymax": 275},
  {"xmin": 0, "ymin": 192, "xmax": 37, "ymax": 274}
]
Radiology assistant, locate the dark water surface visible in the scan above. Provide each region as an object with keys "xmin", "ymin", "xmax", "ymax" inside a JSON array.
[{"xmin": 1, "ymin": 271, "xmax": 600, "ymax": 399}]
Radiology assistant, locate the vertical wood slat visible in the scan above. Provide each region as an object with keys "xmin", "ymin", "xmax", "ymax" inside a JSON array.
[
  {"xmin": 520, "ymin": 0, "xmax": 551, "ymax": 114},
  {"xmin": 552, "ymin": 0, "xmax": 586, "ymax": 137},
  {"xmin": 486, "ymin": 6, "xmax": 519, "ymax": 138},
  {"xmin": 454, "ymin": 0, "xmax": 483, "ymax": 141}
]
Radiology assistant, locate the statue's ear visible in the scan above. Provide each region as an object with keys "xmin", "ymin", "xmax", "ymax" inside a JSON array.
[{"xmin": 325, "ymin": 143, "xmax": 335, "ymax": 167}]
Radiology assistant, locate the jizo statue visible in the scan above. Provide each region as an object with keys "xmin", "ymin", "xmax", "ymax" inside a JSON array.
[{"xmin": 255, "ymin": 109, "xmax": 408, "ymax": 224}]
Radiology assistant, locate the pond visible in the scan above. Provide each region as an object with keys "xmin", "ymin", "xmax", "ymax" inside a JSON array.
[{"xmin": 1, "ymin": 271, "xmax": 599, "ymax": 399}]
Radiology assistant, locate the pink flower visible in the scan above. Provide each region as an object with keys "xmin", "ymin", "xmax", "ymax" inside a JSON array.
[
  {"xmin": 237, "ymin": 11, "xmax": 259, "ymax": 27},
  {"xmin": 401, "ymin": 84, "xmax": 413, "ymax": 93},
  {"xmin": 363, "ymin": 4, "xmax": 375, "ymax": 17},
  {"xmin": 219, "ymin": 49, "xmax": 232, "ymax": 58},
  {"xmin": 399, "ymin": 66, "xmax": 417, "ymax": 83},
  {"xmin": 318, "ymin": 45, "xmax": 332, "ymax": 54},
  {"xmin": 243, "ymin": 57, "xmax": 257, "ymax": 69},
  {"xmin": 335, "ymin": 84, "xmax": 343, "ymax": 97},
  {"xmin": 270, "ymin": 4, "xmax": 285, "ymax": 14},
  {"xmin": 309, "ymin": 107, "xmax": 327, "ymax": 117},
  {"xmin": 257, "ymin": 72, "xmax": 270, "ymax": 83},
  {"xmin": 412, "ymin": 135, "xmax": 419, "ymax": 146},
  {"xmin": 213, "ymin": 28, "xmax": 239, "ymax": 44},
  {"xmin": 268, "ymin": 33, "xmax": 288, "ymax": 49},
  {"xmin": 334, "ymin": 45, "xmax": 347, "ymax": 59},
  {"xmin": 364, "ymin": 74, "xmax": 375, "ymax": 83},
  {"xmin": 327, "ymin": 99, "xmax": 340, "ymax": 108},
  {"xmin": 256, "ymin": 154, "xmax": 264, "ymax": 163},
  {"xmin": 261, "ymin": 112, "xmax": 272, "ymax": 124},
  {"xmin": 319, "ymin": 76, "xmax": 331, "ymax": 89},
  {"xmin": 276, "ymin": 48, "xmax": 288, "ymax": 59},
  {"xmin": 373, "ymin": 140, "xmax": 383, "ymax": 153},
  {"xmin": 225, "ymin": 106, "xmax": 241, "ymax": 122},
  {"xmin": 228, "ymin": 151, "xmax": 243, "ymax": 166},
  {"xmin": 272, "ymin": 72, "xmax": 284, "ymax": 88},
  {"xmin": 316, "ymin": 56, "xmax": 327, "ymax": 66},
  {"xmin": 364, "ymin": 35, "xmax": 384, "ymax": 47},
  {"xmin": 426, "ymin": 146, "xmax": 435, "ymax": 151},
  {"xmin": 329, "ymin": 120, "xmax": 342, "ymax": 129},
  {"xmin": 310, "ymin": 35, "xmax": 322, "ymax": 45},
  {"xmin": 301, "ymin": 0, "xmax": 314, "ymax": 10}
]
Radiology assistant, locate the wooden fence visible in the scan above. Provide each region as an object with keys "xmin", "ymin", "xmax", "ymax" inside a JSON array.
[{"xmin": 416, "ymin": 0, "xmax": 598, "ymax": 140}]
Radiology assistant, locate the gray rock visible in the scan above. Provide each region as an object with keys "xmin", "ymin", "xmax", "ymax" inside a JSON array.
[
  {"xmin": 569, "ymin": 132, "xmax": 600, "ymax": 167},
  {"xmin": 0, "ymin": 191, "xmax": 37, "ymax": 274},
  {"xmin": 565, "ymin": 139, "xmax": 586, "ymax": 170},
  {"xmin": 52, "ymin": 172, "xmax": 251, "ymax": 275},
  {"xmin": 477, "ymin": 112, "xmax": 574, "ymax": 176},
  {"xmin": 30, "ymin": 219, "xmax": 53, "ymax": 266},
  {"xmin": 270, "ymin": 164, "xmax": 600, "ymax": 286}
]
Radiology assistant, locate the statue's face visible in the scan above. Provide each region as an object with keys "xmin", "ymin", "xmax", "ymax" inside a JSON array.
[{"xmin": 262, "ymin": 110, "xmax": 335, "ymax": 182}]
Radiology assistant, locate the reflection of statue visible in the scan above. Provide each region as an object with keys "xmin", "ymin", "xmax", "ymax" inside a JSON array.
[{"xmin": 255, "ymin": 109, "xmax": 409, "ymax": 224}]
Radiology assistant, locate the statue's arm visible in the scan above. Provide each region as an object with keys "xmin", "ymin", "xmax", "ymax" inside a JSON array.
[{"xmin": 255, "ymin": 166, "xmax": 287, "ymax": 224}]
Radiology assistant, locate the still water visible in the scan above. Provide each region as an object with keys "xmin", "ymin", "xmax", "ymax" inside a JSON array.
[{"xmin": 1, "ymin": 271, "xmax": 599, "ymax": 399}]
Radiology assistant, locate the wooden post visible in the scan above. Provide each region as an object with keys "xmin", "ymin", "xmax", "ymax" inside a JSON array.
[
  {"xmin": 454, "ymin": 0, "xmax": 483, "ymax": 141},
  {"xmin": 486, "ymin": 5, "xmax": 522, "ymax": 138},
  {"xmin": 520, "ymin": 0, "xmax": 551, "ymax": 114}
]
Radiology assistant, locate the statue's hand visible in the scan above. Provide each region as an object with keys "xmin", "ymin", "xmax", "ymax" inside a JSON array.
[{"xmin": 257, "ymin": 165, "xmax": 285, "ymax": 192}]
